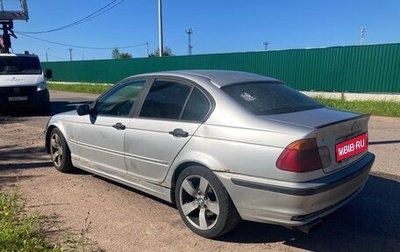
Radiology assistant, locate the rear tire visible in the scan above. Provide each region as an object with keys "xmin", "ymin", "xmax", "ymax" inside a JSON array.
[
  {"xmin": 175, "ymin": 166, "xmax": 240, "ymax": 238},
  {"xmin": 49, "ymin": 128, "xmax": 74, "ymax": 173}
]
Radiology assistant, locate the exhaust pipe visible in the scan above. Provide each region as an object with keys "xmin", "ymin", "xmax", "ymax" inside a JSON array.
[{"xmin": 295, "ymin": 220, "xmax": 323, "ymax": 234}]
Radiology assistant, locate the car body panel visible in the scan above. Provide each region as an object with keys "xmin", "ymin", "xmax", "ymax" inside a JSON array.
[
  {"xmin": 263, "ymin": 107, "xmax": 370, "ymax": 174},
  {"xmin": 215, "ymin": 152, "xmax": 374, "ymax": 226},
  {"xmin": 124, "ymin": 118, "xmax": 202, "ymax": 182},
  {"xmin": 73, "ymin": 115, "xmax": 129, "ymax": 176},
  {"xmin": 45, "ymin": 70, "xmax": 375, "ymax": 232}
]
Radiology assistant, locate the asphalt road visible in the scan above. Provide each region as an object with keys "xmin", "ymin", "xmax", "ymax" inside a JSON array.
[{"xmin": 1, "ymin": 90, "xmax": 399, "ymax": 252}]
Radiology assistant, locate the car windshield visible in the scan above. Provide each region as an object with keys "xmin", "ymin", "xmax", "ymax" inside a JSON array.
[
  {"xmin": 0, "ymin": 56, "xmax": 42, "ymax": 75},
  {"xmin": 222, "ymin": 82, "xmax": 324, "ymax": 115}
]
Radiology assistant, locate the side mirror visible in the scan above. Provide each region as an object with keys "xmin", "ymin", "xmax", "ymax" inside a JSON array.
[
  {"xmin": 45, "ymin": 69, "xmax": 53, "ymax": 79},
  {"xmin": 76, "ymin": 104, "xmax": 91, "ymax": 116}
]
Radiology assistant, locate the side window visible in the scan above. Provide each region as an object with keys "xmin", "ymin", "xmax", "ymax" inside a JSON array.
[
  {"xmin": 181, "ymin": 88, "xmax": 210, "ymax": 121},
  {"xmin": 96, "ymin": 80, "xmax": 146, "ymax": 116},
  {"xmin": 140, "ymin": 80, "xmax": 191, "ymax": 119}
]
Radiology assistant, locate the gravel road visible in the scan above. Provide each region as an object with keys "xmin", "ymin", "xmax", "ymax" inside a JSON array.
[{"xmin": 0, "ymin": 90, "xmax": 399, "ymax": 252}]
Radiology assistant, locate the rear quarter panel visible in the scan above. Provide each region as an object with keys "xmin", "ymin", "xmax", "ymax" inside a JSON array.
[{"xmin": 168, "ymin": 123, "xmax": 315, "ymax": 182}]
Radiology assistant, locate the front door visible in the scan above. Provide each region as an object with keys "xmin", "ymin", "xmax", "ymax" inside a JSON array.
[{"xmin": 74, "ymin": 79, "xmax": 146, "ymax": 177}]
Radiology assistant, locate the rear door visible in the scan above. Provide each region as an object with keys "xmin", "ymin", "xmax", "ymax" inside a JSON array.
[{"xmin": 124, "ymin": 78, "xmax": 212, "ymax": 182}]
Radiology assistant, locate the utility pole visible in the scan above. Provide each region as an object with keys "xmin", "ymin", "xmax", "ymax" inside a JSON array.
[
  {"xmin": 186, "ymin": 28, "xmax": 193, "ymax": 55},
  {"xmin": 46, "ymin": 48, "xmax": 49, "ymax": 62},
  {"xmin": 360, "ymin": 26, "xmax": 365, "ymax": 45},
  {"xmin": 263, "ymin": 41, "xmax": 269, "ymax": 51},
  {"xmin": 158, "ymin": 0, "xmax": 163, "ymax": 57},
  {"xmin": 69, "ymin": 48, "xmax": 72, "ymax": 61}
]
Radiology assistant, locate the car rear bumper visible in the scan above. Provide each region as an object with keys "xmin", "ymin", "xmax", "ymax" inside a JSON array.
[{"xmin": 215, "ymin": 152, "xmax": 375, "ymax": 227}]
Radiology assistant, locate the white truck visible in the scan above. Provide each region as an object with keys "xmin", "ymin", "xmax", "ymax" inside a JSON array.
[
  {"xmin": 0, "ymin": 52, "xmax": 52, "ymax": 112},
  {"xmin": 0, "ymin": 0, "xmax": 53, "ymax": 112}
]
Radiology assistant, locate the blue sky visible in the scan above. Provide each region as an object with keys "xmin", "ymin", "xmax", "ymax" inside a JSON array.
[{"xmin": 5, "ymin": 0, "xmax": 400, "ymax": 62}]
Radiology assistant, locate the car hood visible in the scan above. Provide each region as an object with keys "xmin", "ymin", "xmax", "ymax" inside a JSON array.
[
  {"xmin": 0, "ymin": 75, "xmax": 43, "ymax": 86},
  {"xmin": 49, "ymin": 109, "xmax": 79, "ymax": 122},
  {"xmin": 56, "ymin": 109, "xmax": 79, "ymax": 116}
]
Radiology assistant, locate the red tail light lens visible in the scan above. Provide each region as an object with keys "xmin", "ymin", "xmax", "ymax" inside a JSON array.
[{"xmin": 276, "ymin": 138, "xmax": 323, "ymax": 173}]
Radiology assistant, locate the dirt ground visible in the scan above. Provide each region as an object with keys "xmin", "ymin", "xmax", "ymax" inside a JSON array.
[{"xmin": 0, "ymin": 93, "xmax": 399, "ymax": 251}]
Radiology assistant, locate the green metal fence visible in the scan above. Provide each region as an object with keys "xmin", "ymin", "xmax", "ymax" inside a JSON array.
[{"xmin": 42, "ymin": 43, "xmax": 400, "ymax": 93}]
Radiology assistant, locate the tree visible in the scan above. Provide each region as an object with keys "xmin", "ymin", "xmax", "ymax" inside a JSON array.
[
  {"xmin": 119, "ymin": 52, "xmax": 132, "ymax": 59},
  {"xmin": 148, "ymin": 46, "xmax": 174, "ymax": 57},
  {"xmin": 112, "ymin": 48, "xmax": 132, "ymax": 59}
]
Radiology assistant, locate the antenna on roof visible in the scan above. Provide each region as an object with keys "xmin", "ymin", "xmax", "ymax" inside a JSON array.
[{"xmin": 0, "ymin": 0, "xmax": 29, "ymax": 53}]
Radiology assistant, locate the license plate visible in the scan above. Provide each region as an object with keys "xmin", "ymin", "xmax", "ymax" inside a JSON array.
[
  {"xmin": 8, "ymin": 96, "xmax": 28, "ymax": 101},
  {"xmin": 335, "ymin": 133, "xmax": 368, "ymax": 161}
]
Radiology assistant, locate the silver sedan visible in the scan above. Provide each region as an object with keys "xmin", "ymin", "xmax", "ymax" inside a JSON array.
[{"xmin": 45, "ymin": 70, "xmax": 375, "ymax": 238}]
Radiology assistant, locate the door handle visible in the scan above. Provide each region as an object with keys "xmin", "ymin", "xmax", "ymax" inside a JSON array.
[
  {"xmin": 169, "ymin": 128, "xmax": 189, "ymax": 137},
  {"xmin": 112, "ymin": 122, "xmax": 126, "ymax": 130}
]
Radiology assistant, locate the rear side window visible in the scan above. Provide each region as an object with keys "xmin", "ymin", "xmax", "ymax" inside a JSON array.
[
  {"xmin": 140, "ymin": 80, "xmax": 211, "ymax": 121},
  {"xmin": 140, "ymin": 80, "xmax": 191, "ymax": 119},
  {"xmin": 222, "ymin": 82, "xmax": 323, "ymax": 115},
  {"xmin": 182, "ymin": 88, "xmax": 210, "ymax": 121}
]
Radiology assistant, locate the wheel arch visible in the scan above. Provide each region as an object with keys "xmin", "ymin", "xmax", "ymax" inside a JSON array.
[
  {"xmin": 45, "ymin": 125, "xmax": 57, "ymax": 153},
  {"xmin": 168, "ymin": 151, "xmax": 230, "ymax": 205},
  {"xmin": 45, "ymin": 124, "xmax": 70, "ymax": 154},
  {"xmin": 172, "ymin": 161, "xmax": 241, "ymax": 238},
  {"xmin": 170, "ymin": 161, "xmax": 207, "ymax": 206}
]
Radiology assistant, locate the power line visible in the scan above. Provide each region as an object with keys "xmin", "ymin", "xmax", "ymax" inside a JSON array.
[
  {"xmin": 16, "ymin": 32, "xmax": 148, "ymax": 50},
  {"xmin": 45, "ymin": 53, "xmax": 68, "ymax": 61},
  {"xmin": 16, "ymin": 0, "xmax": 126, "ymax": 34}
]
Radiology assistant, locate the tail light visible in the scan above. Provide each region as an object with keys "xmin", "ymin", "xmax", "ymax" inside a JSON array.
[{"xmin": 276, "ymin": 138, "xmax": 326, "ymax": 173}]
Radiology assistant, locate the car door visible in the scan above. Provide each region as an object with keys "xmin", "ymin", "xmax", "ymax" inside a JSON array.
[
  {"xmin": 124, "ymin": 78, "xmax": 212, "ymax": 182},
  {"xmin": 74, "ymin": 79, "xmax": 146, "ymax": 177}
]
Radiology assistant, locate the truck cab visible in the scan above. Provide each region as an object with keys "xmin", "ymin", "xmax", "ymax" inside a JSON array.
[{"xmin": 0, "ymin": 52, "xmax": 52, "ymax": 113}]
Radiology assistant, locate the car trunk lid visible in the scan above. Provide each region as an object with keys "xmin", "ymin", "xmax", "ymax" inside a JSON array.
[{"xmin": 261, "ymin": 107, "xmax": 370, "ymax": 174}]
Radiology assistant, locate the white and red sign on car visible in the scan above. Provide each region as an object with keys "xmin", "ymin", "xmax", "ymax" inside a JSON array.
[{"xmin": 335, "ymin": 133, "xmax": 368, "ymax": 161}]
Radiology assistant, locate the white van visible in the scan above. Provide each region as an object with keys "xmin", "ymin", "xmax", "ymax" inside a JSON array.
[{"xmin": 0, "ymin": 52, "xmax": 52, "ymax": 112}]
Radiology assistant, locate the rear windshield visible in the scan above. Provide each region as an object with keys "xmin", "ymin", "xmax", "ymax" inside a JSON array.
[
  {"xmin": 0, "ymin": 56, "xmax": 42, "ymax": 75},
  {"xmin": 222, "ymin": 82, "xmax": 323, "ymax": 115}
]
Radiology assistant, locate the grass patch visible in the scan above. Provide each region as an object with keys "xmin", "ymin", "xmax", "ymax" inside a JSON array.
[
  {"xmin": 48, "ymin": 82, "xmax": 112, "ymax": 94},
  {"xmin": 0, "ymin": 191, "xmax": 60, "ymax": 251},
  {"xmin": 315, "ymin": 97, "xmax": 400, "ymax": 117},
  {"xmin": 0, "ymin": 191, "xmax": 104, "ymax": 252}
]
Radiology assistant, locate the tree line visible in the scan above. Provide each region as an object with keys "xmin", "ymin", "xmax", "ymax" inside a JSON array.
[{"xmin": 112, "ymin": 47, "xmax": 173, "ymax": 59}]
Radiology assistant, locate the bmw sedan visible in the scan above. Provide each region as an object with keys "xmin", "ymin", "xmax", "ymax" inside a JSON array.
[{"xmin": 45, "ymin": 70, "xmax": 375, "ymax": 238}]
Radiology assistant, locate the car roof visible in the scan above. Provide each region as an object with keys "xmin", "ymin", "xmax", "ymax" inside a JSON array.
[
  {"xmin": 135, "ymin": 70, "xmax": 282, "ymax": 88},
  {"xmin": 0, "ymin": 53, "xmax": 39, "ymax": 58}
]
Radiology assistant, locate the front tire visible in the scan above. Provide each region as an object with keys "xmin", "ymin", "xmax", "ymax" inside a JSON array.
[
  {"xmin": 175, "ymin": 166, "xmax": 240, "ymax": 238},
  {"xmin": 49, "ymin": 128, "xmax": 74, "ymax": 173}
]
